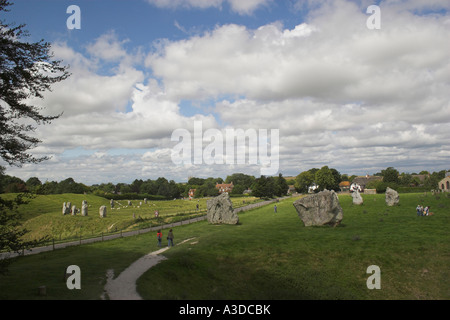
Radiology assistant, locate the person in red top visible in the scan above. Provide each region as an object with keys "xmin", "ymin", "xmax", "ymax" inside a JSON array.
[{"xmin": 157, "ymin": 230, "xmax": 162, "ymax": 247}]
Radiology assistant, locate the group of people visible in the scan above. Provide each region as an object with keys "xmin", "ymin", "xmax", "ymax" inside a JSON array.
[
  {"xmin": 156, "ymin": 229, "xmax": 174, "ymax": 247},
  {"xmin": 416, "ymin": 205, "xmax": 432, "ymax": 216}
]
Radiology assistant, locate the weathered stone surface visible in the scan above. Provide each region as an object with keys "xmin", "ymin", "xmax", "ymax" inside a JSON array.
[
  {"xmin": 99, "ymin": 205, "xmax": 107, "ymax": 218},
  {"xmin": 82, "ymin": 200, "xmax": 88, "ymax": 216},
  {"xmin": 71, "ymin": 205, "xmax": 77, "ymax": 216},
  {"xmin": 293, "ymin": 190, "xmax": 343, "ymax": 227},
  {"xmin": 207, "ymin": 193, "xmax": 239, "ymax": 225},
  {"xmin": 110, "ymin": 199, "xmax": 114, "ymax": 208},
  {"xmin": 62, "ymin": 202, "xmax": 71, "ymax": 215},
  {"xmin": 385, "ymin": 187, "xmax": 399, "ymax": 206},
  {"xmin": 352, "ymin": 190, "xmax": 364, "ymax": 205}
]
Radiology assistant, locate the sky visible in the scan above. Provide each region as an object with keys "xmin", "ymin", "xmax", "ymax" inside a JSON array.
[{"xmin": 2, "ymin": 0, "xmax": 450, "ymax": 185}]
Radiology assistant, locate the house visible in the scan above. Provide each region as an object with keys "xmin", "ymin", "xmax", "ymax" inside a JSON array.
[
  {"xmin": 216, "ymin": 182, "xmax": 234, "ymax": 194},
  {"xmin": 308, "ymin": 183, "xmax": 319, "ymax": 193},
  {"xmin": 438, "ymin": 175, "xmax": 450, "ymax": 192},
  {"xmin": 351, "ymin": 175, "xmax": 382, "ymax": 192},
  {"xmin": 338, "ymin": 181, "xmax": 350, "ymax": 192}
]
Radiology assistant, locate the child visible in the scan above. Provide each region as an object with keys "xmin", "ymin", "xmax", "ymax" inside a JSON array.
[{"xmin": 157, "ymin": 230, "xmax": 162, "ymax": 247}]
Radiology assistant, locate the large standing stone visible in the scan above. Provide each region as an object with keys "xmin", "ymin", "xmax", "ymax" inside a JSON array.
[
  {"xmin": 207, "ymin": 193, "xmax": 239, "ymax": 225},
  {"xmin": 71, "ymin": 205, "xmax": 77, "ymax": 216},
  {"xmin": 99, "ymin": 206, "xmax": 107, "ymax": 218},
  {"xmin": 82, "ymin": 200, "xmax": 88, "ymax": 216},
  {"xmin": 110, "ymin": 199, "xmax": 114, "ymax": 208},
  {"xmin": 385, "ymin": 187, "xmax": 399, "ymax": 206},
  {"xmin": 352, "ymin": 190, "xmax": 364, "ymax": 205},
  {"xmin": 293, "ymin": 190, "xmax": 343, "ymax": 227}
]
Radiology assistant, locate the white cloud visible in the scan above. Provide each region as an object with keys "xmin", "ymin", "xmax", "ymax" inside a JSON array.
[{"xmin": 4, "ymin": 0, "xmax": 450, "ymax": 184}]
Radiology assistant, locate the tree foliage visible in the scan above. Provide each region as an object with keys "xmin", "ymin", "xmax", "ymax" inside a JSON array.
[
  {"xmin": 0, "ymin": 0, "xmax": 70, "ymax": 166},
  {"xmin": 0, "ymin": 1, "xmax": 69, "ymax": 273}
]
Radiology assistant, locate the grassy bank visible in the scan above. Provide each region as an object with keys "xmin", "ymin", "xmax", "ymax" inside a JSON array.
[
  {"xmin": 0, "ymin": 192, "xmax": 449, "ymax": 300},
  {"xmin": 136, "ymin": 192, "xmax": 450, "ymax": 300},
  {"xmin": 0, "ymin": 193, "xmax": 260, "ymax": 242}
]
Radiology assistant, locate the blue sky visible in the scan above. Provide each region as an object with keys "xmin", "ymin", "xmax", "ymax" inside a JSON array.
[{"xmin": 2, "ymin": 0, "xmax": 450, "ymax": 184}]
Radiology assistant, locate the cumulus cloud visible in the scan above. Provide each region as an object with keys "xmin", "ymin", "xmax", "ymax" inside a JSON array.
[
  {"xmin": 145, "ymin": 0, "xmax": 450, "ymax": 176},
  {"xmin": 4, "ymin": 0, "xmax": 450, "ymax": 184}
]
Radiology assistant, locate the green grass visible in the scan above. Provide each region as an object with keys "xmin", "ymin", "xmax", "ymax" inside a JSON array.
[
  {"xmin": 0, "ymin": 193, "xmax": 260, "ymax": 242},
  {"xmin": 1, "ymin": 192, "xmax": 449, "ymax": 300}
]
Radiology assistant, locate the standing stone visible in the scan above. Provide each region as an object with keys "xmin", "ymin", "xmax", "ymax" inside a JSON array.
[
  {"xmin": 293, "ymin": 190, "xmax": 343, "ymax": 227},
  {"xmin": 207, "ymin": 193, "xmax": 239, "ymax": 225},
  {"xmin": 99, "ymin": 206, "xmax": 107, "ymax": 218},
  {"xmin": 82, "ymin": 200, "xmax": 88, "ymax": 216},
  {"xmin": 385, "ymin": 187, "xmax": 399, "ymax": 206},
  {"xmin": 352, "ymin": 190, "xmax": 364, "ymax": 205},
  {"xmin": 62, "ymin": 202, "xmax": 70, "ymax": 215},
  {"xmin": 110, "ymin": 199, "xmax": 114, "ymax": 208},
  {"xmin": 144, "ymin": 198, "xmax": 148, "ymax": 204},
  {"xmin": 71, "ymin": 205, "xmax": 77, "ymax": 216},
  {"xmin": 128, "ymin": 200, "xmax": 132, "ymax": 206}
]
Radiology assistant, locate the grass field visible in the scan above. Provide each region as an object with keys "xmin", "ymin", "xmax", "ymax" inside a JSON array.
[
  {"xmin": 0, "ymin": 193, "xmax": 260, "ymax": 242},
  {"xmin": 0, "ymin": 192, "xmax": 449, "ymax": 300}
]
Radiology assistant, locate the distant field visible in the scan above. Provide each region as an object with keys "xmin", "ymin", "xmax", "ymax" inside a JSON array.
[
  {"xmin": 1, "ymin": 192, "xmax": 449, "ymax": 300},
  {"xmin": 0, "ymin": 193, "xmax": 261, "ymax": 242}
]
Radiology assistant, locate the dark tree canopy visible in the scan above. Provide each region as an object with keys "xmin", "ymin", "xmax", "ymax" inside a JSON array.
[{"xmin": 0, "ymin": 0, "xmax": 70, "ymax": 166}]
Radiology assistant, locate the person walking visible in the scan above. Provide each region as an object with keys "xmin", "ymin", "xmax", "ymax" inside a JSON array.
[
  {"xmin": 274, "ymin": 205, "xmax": 277, "ymax": 213},
  {"xmin": 167, "ymin": 229, "xmax": 174, "ymax": 247},
  {"xmin": 157, "ymin": 230, "xmax": 162, "ymax": 247}
]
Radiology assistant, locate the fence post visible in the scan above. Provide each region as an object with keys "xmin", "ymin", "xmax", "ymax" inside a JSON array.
[{"xmin": 52, "ymin": 238, "xmax": 55, "ymax": 250}]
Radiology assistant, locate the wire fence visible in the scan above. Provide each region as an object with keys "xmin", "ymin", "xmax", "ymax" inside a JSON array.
[{"xmin": 1, "ymin": 196, "xmax": 290, "ymax": 259}]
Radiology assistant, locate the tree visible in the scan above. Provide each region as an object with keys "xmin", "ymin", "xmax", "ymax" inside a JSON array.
[
  {"xmin": 381, "ymin": 167, "xmax": 400, "ymax": 184},
  {"xmin": 1, "ymin": 1, "xmax": 70, "ymax": 166},
  {"xmin": 25, "ymin": 177, "xmax": 41, "ymax": 192},
  {"xmin": 275, "ymin": 173, "xmax": 289, "ymax": 196},
  {"xmin": 295, "ymin": 169, "xmax": 316, "ymax": 193},
  {"xmin": 315, "ymin": 166, "xmax": 336, "ymax": 191},
  {"xmin": 251, "ymin": 175, "xmax": 278, "ymax": 198},
  {"xmin": 1, "ymin": 3, "xmax": 70, "ymax": 272},
  {"xmin": 225, "ymin": 173, "xmax": 255, "ymax": 189}
]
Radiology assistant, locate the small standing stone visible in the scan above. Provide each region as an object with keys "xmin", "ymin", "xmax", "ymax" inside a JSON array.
[
  {"xmin": 82, "ymin": 200, "xmax": 88, "ymax": 216},
  {"xmin": 352, "ymin": 190, "xmax": 364, "ymax": 205},
  {"xmin": 99, "ymin": 206, "xmax": 107, "ymax": 218}
]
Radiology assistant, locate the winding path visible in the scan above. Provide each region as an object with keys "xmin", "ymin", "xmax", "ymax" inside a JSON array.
[{"xmin": 102, "ymin": 238, "xmax": 195, "ymax": 300}]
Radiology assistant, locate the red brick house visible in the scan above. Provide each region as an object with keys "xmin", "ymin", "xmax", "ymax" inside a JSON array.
[{"xmin": 216, "ymin": 182, "xmax": 234, "ymax": 194}]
